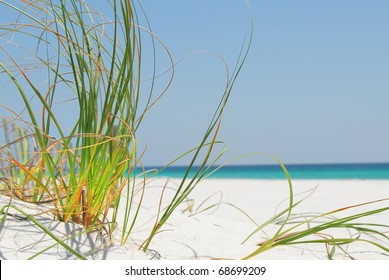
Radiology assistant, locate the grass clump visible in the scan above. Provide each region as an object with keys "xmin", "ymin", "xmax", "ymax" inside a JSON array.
[
  {"xmin": 0, "ymin": 0, "xmax": 252, "ymax": 258},
  {"xmin": 0, "ymin": 0, "xmax": 149, "ymax": 236}
]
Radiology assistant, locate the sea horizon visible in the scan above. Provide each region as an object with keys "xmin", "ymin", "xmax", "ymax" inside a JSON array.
[{"xmin": 139, "ymin": 162, "xmax": 389, "ymax": 180}]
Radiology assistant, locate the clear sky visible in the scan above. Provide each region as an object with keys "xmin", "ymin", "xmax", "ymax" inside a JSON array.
[
  {"xmin": 1, "ymin": 1, "xmax": 389, "ymax": 166},
  {"xmin": 135, "ymin": 0, "xmax": 389, "ymax": 166}
]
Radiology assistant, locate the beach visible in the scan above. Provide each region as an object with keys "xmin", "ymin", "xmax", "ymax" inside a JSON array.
[{"xmin": 1, "ymin": 178, "xmax": 389, "ymax": 260}]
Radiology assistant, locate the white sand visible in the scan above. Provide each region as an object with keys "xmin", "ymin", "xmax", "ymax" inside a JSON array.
[{"xmin": 1, "ymin": 179, "xmax": 389, "ymax": 260}]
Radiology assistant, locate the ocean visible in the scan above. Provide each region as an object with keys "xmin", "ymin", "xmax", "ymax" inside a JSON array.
[{"xmin": 142, "ymin": 163, "xmax": 389, "ymax": 180}]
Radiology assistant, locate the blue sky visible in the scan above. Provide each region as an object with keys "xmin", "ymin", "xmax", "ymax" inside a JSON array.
[
  {"xmin": 1, "ymin": 1, "xmax": 389, "ymax": 166},
  {"xmin": 135, "ymin": 0, "xmax": 389, "ymax": 166}
]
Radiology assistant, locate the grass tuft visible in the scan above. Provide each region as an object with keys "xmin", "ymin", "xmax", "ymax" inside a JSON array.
[{"xmin": 0, "ymin": 0, "xmax": 253, "ymax": 258}]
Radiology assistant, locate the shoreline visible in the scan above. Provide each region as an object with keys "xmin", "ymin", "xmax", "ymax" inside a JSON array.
[{"xmin": 1, "ymin": 178, "xmax": 389, "ymax": 260}]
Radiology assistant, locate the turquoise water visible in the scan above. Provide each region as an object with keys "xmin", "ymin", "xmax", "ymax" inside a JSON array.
[{"xmin": 142, "ymin": 163, "xmax": 389, "ymax": 179}]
